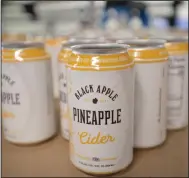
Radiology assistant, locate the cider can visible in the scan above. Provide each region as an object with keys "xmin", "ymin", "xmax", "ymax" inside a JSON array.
[
  {"xmin": 2, "ymin": 42, "xmax": 56, "ymax": 145},
  {"xmin": 67, "ymin": 43, "xmax": 134, "ymax": 175},
  {"xmin": 164, "ymin": 37, "xmax": 188, "ymax": 130},
  {"xmin": 58, "ymin": 40, "xmax": 114, "ymax": 141},
  {"xmin": 118, "ymin": 39, "xmax": 169, "ymax": 148}
]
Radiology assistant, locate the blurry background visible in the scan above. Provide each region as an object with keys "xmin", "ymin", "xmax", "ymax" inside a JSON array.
[{"xmin": 2, "ymin": 1, "xmax": 188, "ymax": 40}]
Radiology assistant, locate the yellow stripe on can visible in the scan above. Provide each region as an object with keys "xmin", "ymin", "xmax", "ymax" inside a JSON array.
[
  {"xmin": 165, "ymin": 41, "xmax": 188, "ymax": 55},
  {"xmin": 68, "ymin": 47, "xmax": 133, "ymax": 71},
  {"xmin": 117, "ymin": 39, "xmax": 169, "ymax": 63},
  {"xmin": 58, "ymin": 48, "xmax": 72, "ymax": 63},
  {"xmin": 2, "ymin": 42, "xmax": 50, "ymax": 62}
]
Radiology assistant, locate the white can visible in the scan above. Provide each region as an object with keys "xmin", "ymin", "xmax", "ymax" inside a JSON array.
[
  {"xmin": 165, "ymin": 37, "xmax": 188, "ymax": 130},
  {"xmin": 2, "ymin": 42, "xmax": 56, "ymax": 145},
  {"xmin": 118, "ymin": 39, "xmax": 169, "ymax": 148},
  {"xmin": 58, "ymin": 40, "xmax": 115, "ymax": 141},
  {"xmin": 67, "ymin": 43, "xmax": 134, "ymax": 175}
]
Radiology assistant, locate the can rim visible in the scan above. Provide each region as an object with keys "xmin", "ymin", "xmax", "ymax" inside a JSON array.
[
  {"xmin": 2, "ymin": 41, "xmax": 44, "ymax": 49},
  {"xmin": 71, "ymin": 43, "xmax": 128, "ymax": 55},
  {"xmin": 117, "ymin": 39, "xmax": 166, "ymax": 50}
]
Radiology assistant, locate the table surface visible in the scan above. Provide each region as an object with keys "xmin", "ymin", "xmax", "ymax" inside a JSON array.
[{"xmin": 2, "ymin": 127, "xmax": 188, "ymax": 177}]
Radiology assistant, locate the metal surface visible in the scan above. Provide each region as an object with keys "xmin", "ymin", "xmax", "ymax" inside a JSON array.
[{"xmin": 71, "ymin": 43, "xmax": 128, "ymax": 55}]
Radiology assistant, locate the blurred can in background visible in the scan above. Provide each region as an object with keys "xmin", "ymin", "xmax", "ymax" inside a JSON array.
[
  {"xmin": 118, "ymin": 39, "xmax": 169, "ymax": 148},
  {"xmin": 45, "ymin": 36, "xmax": 68, "ymax": 98},
  {"xmin": 2, "ymin": 33, "xmax": 26, "ymax": 42},
  {"xmin": 164, "ymin": 37, "xmax": 188, "ymax": 130},
  {"xmin": 2, "ymin": 42, "xmax": 56, "ymax": 145}
]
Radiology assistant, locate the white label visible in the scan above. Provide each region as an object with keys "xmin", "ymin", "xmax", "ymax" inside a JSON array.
[
  {"xmin": 134, "ymin": 62, "xmax": 168, "ymax": 148},
  {"xmin": 167, "ymin": 54, "xmax": 188, "ymax": 128},
  {"xmin": 59, "ymin": 63, "xmax": 69, "ymax": 140},
  {"xmin": 2, "ymin": 65, "xmax": 30, "ymax": 140},
  {"xmin": 2, "ymin": 61, "xmax": 56, "ymax": 143},
  {"xmin": 68, "ymin": 68, "xmax": 134, "ymax": 173}
]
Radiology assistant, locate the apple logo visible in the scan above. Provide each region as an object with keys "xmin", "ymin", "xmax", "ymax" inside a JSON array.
[{"xmin": 92, "ymin": 98, "xmax": 98, "ymax": 104}]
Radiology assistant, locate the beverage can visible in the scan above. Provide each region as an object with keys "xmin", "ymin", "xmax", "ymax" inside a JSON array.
[
  {"xmin": 165, "ymin": 37, "xmax": 188, "ymax": 129},
  {"xmin": 2, "ymin": 42, "xmax": 56, "ymax": 145},
  {"xmin": 67, "ymin": 43, "xmax": 134, "ymax": 175},
  {"xmin": 118, "ymin": 39, "xmax": 169, "ymax": 148}
]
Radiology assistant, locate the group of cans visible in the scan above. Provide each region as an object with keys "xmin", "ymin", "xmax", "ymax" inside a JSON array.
[{"xmin": 2, "ymin": 34, "xmax": 188, "ymax": 175}]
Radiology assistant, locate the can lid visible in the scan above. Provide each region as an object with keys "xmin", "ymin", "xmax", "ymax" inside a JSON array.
[
  {"xmin": 2, "ymin": 41, "xmax": 44, "ymax": 49},
  {"xmin": 71, "ymin": 43, "xmax": 128, "ymax": 55},
  {"xmin": 117, "ymin": 39, "xmax": 166, "ymax": 50}
]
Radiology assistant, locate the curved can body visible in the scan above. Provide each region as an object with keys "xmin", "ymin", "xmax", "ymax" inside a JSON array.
[
  {"xmin": 58, "ymin": 46, "xmax": 72, "ymax": 140},
  {"xmin": 121, "ymin": 39, "xmax": 169, "ymax": 148},
  {"xmin": 165, "ymin": 38, "xmax": 188, "ymax": 130},
  {"xmin": 67, "ymin": 43, "xmax": 134, "ymax": 175},
  {"xmin": 2, "ymin": 42, "xmax": 56, "ymax": 145}
]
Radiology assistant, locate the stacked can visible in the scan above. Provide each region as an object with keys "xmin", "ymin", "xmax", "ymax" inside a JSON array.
[
  {"xmin": 2, "ymin": 42, "xmax": 56, "ymax": 145},
  {"xmin": 164, "ymin": 37, "xmax": 188, "ymax": 130},
  {"xmin": 67, "ymin": 43, "xmax": 134, "ymax": 175},
  {"xmin": 117, "ymin": 39, "xmax": 169, "ymax": 148}
]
